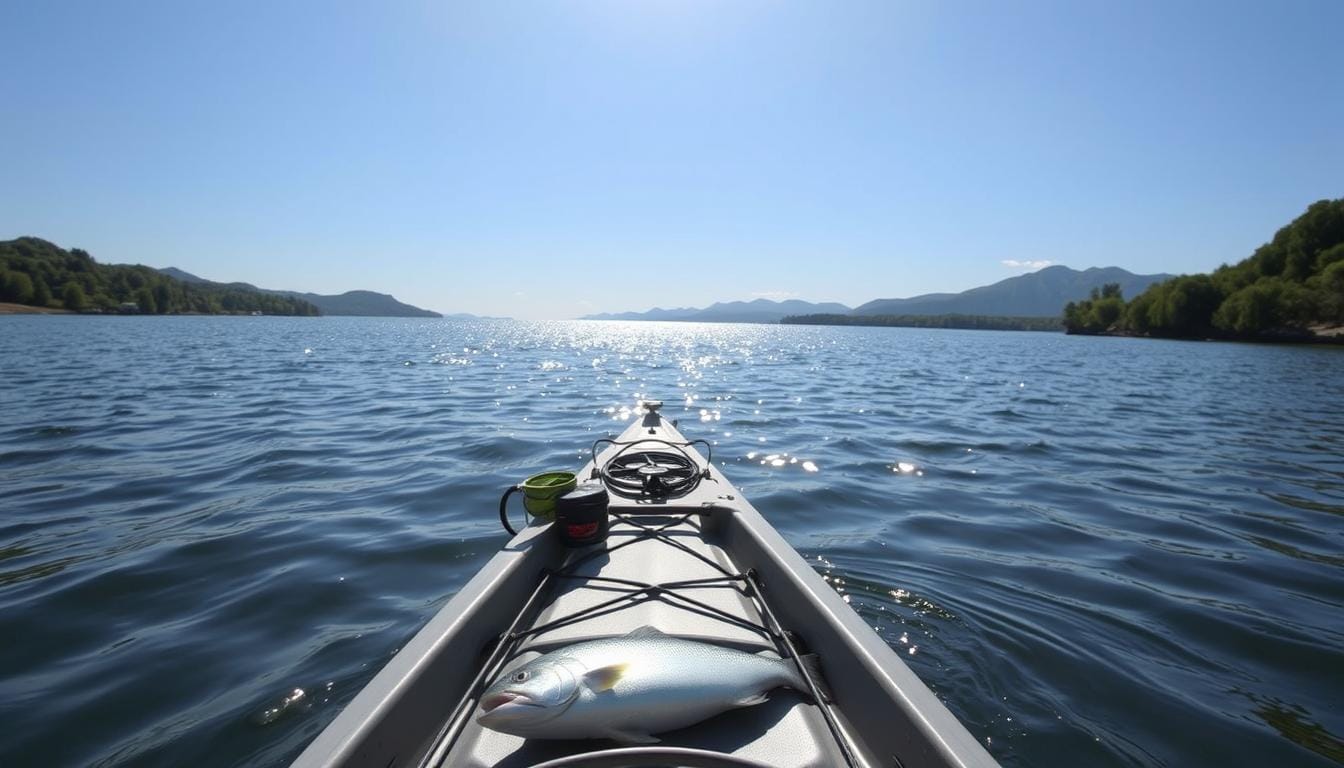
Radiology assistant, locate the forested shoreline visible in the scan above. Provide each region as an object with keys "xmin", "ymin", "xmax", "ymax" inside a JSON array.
[
  {"xmin": 0, "ymin": 237, "xmax": 320, "ymax": 316},
  {"xmin": 1063, "ymin": 199, "xmax": 1344, "ymax": 341}
]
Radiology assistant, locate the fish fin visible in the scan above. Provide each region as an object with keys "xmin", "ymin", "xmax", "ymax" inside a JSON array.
[
  {"xmin": 734, "ymin": 691, "xmax": 770, "ymax": 707},
  {"xmin": 624, "ymin": 625, "xmax": 667, "ymax": 640},
  {"xmin": 604, "ymin": 728, "xmax": 660, "ymax": 744},
  {"xmin": 794, "ymin": 653, "xmax": 834, "ymax": 704},
  {"xmin": 582, "ymin": 662, "xmax": 629, "ymax": 693}
]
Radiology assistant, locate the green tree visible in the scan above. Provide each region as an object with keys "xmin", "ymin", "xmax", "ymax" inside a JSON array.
[
  {"xmin": 63, "ymin": 282, "xmax": 87, "ymax": 311},
  {"xmin": 1317, "ymin": 242, "xmax": 1344, "ymax": 273},
  {"xmin": 1124, "ymin": 290, "xmax": 1155, "ymax": 333},
  {"xmin": 2, "ymin": 270, "xmax": 35, "ymax": 303},
  {"xmin": 136, "ymin": 286, "xmax": 156, "ymax": 314},
  {"xmin": 1211, "ymin": 261, "xmax": 1256, "ymax": 296},
  {"xmin": 153, "ymin": 281, "xmax": 173, "ymax": 314},
  {"xmin": 1091, "ymin": 296, "xmax": 1124, "ymax": 329},
  {"xmin": 33, "ymin": 276, "xmax": 53, "ymax": 307},
  {"xmin": 1213, "ymin": 278, "xmax": 1313, "ymax": 334},
  {"xmin": 1145, "ymin": 275, "xmax": 1223, "ymax": 337},
  {"xmin": 1318, "ymin": 260, "xmax": 1344, "ymax": 321},
  {"xmin": 1063, "ymin": 301, "xmax": 1082, "ymax": 332},
  {"xmin": 1282, "ymin": 199, "xmax": 1344, "ymax": 281},
  {"xmin": 1064, "ymin": 286, "xmax": 1125, "ymax": 333},
  {"xmin": 68, "ymin": 248, "xmax": 94, "ymax": 271}
]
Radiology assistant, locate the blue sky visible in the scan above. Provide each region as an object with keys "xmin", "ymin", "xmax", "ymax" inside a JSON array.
[{"xmin": 3, "ymin": 1, "xmax": 1341, "ymax": 319}]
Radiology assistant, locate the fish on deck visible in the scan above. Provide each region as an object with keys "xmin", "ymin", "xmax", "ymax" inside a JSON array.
[{"xmin": 476, "ymin": 626, "xmax": 827, "ymax": 744}]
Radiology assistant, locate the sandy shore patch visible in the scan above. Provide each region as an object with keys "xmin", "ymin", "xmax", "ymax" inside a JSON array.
[{"xmin": 0, "ymin": 302, "xmax": 73, "ymax": 314}]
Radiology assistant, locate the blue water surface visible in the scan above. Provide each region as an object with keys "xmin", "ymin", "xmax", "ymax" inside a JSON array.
[{"xmin": 1, "ymin": 316, "xmax": 1341, "ymax": 767}]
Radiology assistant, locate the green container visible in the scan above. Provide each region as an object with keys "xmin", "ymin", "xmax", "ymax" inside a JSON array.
[{"xmin": 520, "ymin": 471, "xmax": 577, "ymax": 520}]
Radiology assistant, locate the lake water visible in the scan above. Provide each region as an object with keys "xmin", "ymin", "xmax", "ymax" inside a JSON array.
[{"xmin": 1, "ymin": 316, "xmax": 1341, "ymax": 767}]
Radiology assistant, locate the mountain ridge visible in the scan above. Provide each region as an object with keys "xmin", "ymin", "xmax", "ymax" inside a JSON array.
[
  {"xmin": 583, "ymin": 298, "xmax": 852, "ymax": 323},
  {"xmin": 854, "ymin": 265, "xmax": 1174, "ymax": 317},
  {"xmin": 581, "ymin": 266, "xmax": 1174, "ymax": 323},
  {"xmin": 157, "ymin": 267, "xmax": 442, "ymax": 317}
]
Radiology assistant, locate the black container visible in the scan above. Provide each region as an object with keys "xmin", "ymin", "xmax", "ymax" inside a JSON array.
[{"xmin": 554, "ymin": 480, "xmax": 610, "ymax": 547}]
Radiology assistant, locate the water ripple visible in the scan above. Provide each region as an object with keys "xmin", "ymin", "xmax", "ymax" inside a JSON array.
[{"xmin": 0, "ymin": 317, "xmax": 1341, "ymax": 767}]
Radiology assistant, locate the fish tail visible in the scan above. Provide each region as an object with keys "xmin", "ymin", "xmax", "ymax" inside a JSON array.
[{"xmin": 791, "ymin": 653, "xmax": 833, "ymax": 704}]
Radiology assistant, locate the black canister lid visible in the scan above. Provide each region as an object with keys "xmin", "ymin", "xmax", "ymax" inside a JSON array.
[{"xmin": 557, "ymin": 480, "xmax": 609, "ymax": 510}]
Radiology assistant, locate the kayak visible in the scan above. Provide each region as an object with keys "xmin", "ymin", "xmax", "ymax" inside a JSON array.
[{"xmin": 291, "ymin": 401, "xmax": 1000, "ymax": 768}]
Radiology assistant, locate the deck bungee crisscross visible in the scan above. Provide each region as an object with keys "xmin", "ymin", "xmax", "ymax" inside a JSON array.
[{"xmin": 418, "ymin": 502, "xmax": 858, "ymax": 768}]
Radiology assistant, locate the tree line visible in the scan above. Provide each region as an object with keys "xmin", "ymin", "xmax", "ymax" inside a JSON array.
[
  {"xmin": 0, "ymin": 237, "xmax": 320, "ymax": 316},
  {"xmin": 781, "ymin": 313, "xmax": 1062, "ymax": 331},
  {"xmin": 1064, "ymin": 198, "xmax": 1344, "ymax": 339}
]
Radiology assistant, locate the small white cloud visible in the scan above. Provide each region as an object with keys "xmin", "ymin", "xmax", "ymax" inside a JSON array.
[
  {"xmin": 1001, "ymin": 259, "xmax": 1053, "ymax": 270},
  {"xmin": 512, "ymin": 291, "xmax": 526, "ymax": 298},
  {"xmin": 751, "ymin": 290, "xmax": 798, "ymax": 301},
  {"xmin": 576, "ymin": 299, "xmax": 594, "ymax": 308}
]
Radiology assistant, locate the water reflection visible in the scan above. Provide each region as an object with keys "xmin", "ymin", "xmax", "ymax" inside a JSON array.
[{"xmin": 1246, "ymin": 693, "xmax": 1344, "ymax": 764}]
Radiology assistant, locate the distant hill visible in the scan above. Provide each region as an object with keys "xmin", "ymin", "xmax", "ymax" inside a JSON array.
[
  {"xmin": 157, "ymin": 266, "xmax": 212, "ymax": 285},
  {"xmin": 283, "ymin": 290, "xmax": 440, "ymax": 318},
  {"xmin": 0, "ymin": 238, "xmax": 319, "ymax": 316},
  {"xmin": 158, "ymin": 268, "xmax": 441, "ymax": 317},
  {"xmin": 582, "ymin": 307, "xmax": 702, "ymax": 321},
  {"xmin": 444, "ymin": 312, "xmax": 511, "ymax": 320},
  {"xmin": 853, "ymin": 266, "xmax": 1174, "ymax": 317},
  {"xmin": 583, "ymin": 298, "xmax": 852, "ymax": 324}
]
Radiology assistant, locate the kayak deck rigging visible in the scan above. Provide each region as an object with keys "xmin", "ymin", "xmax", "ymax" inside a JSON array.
[{"xmin": 418, "ymin": 504, "xmax": 860, "ymax": 768}]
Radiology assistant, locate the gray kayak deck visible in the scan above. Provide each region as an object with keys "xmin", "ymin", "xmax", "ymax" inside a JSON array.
[
  {"xmin": 450, "ymin": 514, "xmax": 847, "ymax": 768},
  {"xmin": 291, "ymin": 407, "xmax": 1000, "ymax": 768}
]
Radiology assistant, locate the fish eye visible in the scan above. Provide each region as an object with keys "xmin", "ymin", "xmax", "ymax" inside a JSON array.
[{"xmin": 512, "ymin": 670, "xmax": 529, "ymax": 683}]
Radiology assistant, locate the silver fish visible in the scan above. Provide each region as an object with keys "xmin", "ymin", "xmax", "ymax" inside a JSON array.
[{"xmin": 476, "ymin": 625, "xmax": 823, "ymax": 743}]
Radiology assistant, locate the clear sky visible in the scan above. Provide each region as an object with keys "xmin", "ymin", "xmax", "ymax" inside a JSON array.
[{"xmin": 3, "ymin": 1, "xmax": 1341, "ymax": 319}]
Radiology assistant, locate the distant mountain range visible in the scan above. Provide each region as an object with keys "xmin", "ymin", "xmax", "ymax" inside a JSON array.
[
  {"xmin": 581, "ymin": 266, "xmax": 1174, "ymax": 323},
  {"xmin": 853, "ymin": 266, "xmax": 1173, "ymax": 317},
  {"xmin": 443, "ymin": 312, "xmax": 511, "ymax": 320},
  {"xmin": 583, "ymin": 298, "xmax": 852, "ymax": 324},
  {"xmin": 158, "ymin": 267, "xmax": 442, "ymax": 317}
]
